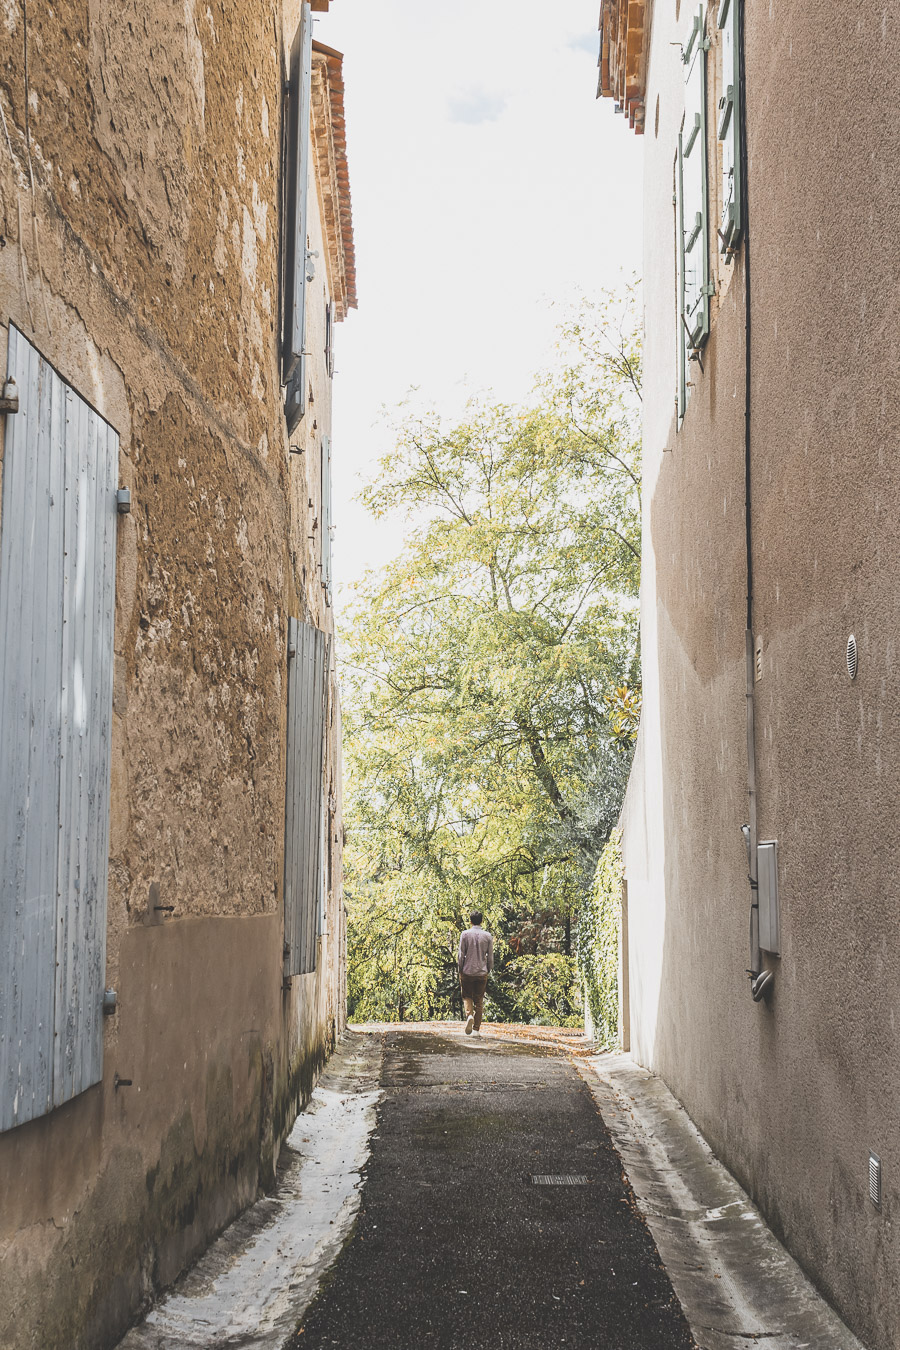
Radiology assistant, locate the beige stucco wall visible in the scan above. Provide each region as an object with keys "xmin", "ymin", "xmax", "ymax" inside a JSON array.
[
  {"xmin": 621, "ymin": 2, "xmax": 900, "ymax": 1347},
  {"xmin": 0, "ymin": 2, "xmax": 346, "ymax": 1347}
]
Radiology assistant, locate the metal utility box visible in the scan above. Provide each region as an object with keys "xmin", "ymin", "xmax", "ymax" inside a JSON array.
[{"xmin": 757, "ymin": 840, "xmax": 780, "ymax": 954}]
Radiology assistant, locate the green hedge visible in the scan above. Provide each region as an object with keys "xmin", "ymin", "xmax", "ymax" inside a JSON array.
[{"xmin": 577, "ymin": 830, "xmax": 622, "ymax": 1048}]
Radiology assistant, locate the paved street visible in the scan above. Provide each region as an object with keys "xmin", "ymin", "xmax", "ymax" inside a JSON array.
[
  {"xmin": 117, "ymin": 1026, "xmax": 865, "ymax": 1350},
  {"xmin": 285, "ymin": 1027, "xmax": 695, "ymax": 1350}
]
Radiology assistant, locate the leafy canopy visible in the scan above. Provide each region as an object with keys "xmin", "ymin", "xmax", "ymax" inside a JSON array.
[{"xmin": 342, "ymin": 288, "xmax": 641, "ymax": 1024}]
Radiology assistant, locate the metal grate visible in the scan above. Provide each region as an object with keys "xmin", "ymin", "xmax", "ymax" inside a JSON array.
[
  {"xmin": 869, "ymin": 1152, "xmax": 882, "ymax": 1209},
  {"xmin": 531, "ymin": 1175, "xmax": 589, "ymax": 1186},
  {"xmin": 847, "ymin": 634, "xmax": 858, "ymax": 680}
]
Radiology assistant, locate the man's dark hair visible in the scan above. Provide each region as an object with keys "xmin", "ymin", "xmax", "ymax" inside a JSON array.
[{"xmin": 470, "ymin": 911, "xmax": 483, "ymax": 926}]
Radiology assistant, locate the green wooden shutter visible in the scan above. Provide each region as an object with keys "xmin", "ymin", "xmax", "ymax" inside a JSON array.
[
  {"xmin": 675, "ymin": 144, "xmax": 687, "ymax": 422},
  {"xmin": 717, "ymin": 0, "xmax": 742, "ymax": 254},
  {"xmin": 282, "ymin": 2, "xmax": 313, "ymax": 433},
  {"xmin": 681, "ymin": 5, "xmax": 711, "ymax": 352}
]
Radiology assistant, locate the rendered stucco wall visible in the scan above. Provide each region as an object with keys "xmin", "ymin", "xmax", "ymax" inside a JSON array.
[
  {"xmin": 621, "ymin": 2, "xmax": 900, "ymax": 1346},
  {"xmin": 0, "ymin": 2, "xmax": 346, "ymax": 1346}
]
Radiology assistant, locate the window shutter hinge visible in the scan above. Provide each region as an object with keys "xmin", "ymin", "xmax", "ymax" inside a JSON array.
[{"xmin": 0, "ymin": 376, "xmax": 18, "ymax": 414}]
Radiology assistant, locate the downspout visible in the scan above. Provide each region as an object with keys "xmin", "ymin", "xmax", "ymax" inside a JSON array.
[{"xmin": 739, "ymin": 0, "xmax": 773, "ymax": 1003}]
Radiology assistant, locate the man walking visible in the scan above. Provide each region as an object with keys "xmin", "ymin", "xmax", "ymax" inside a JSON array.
[{"xmin": 458, "ymin": 911, "xmax": 494, "ymax": 1035}]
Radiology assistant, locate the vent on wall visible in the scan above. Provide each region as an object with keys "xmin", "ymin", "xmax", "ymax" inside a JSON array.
[
  {"xmin": 869, "ymin": 1152, "xmax": 882, "ymax": 1209},
  {"xmin": 847, "ymin": 634, "xmax": 858, "ymax": 680}
]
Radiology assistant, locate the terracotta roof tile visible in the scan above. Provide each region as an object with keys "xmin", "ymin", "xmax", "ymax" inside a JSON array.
[
  {"xmin": 311, "ymin": 41, "xmax": 358, "ymax": 318},
  {"xmin": 597, "ymin": 0, "xmax": 651, "ymax": 134}
]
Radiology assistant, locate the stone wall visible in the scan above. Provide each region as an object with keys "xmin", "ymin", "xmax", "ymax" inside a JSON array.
[{"xmin": 0, "ymin": 2, "xmax": 349, "ymax": 1346}]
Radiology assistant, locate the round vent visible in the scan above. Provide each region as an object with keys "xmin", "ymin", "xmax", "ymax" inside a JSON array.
[{"xmin": 846, "ymin": 634, "xmax": 858, "ymax": 680}]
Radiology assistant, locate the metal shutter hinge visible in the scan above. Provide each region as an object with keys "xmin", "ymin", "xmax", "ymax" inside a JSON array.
[{"xmin": 0, "ymin": 376, "xmax": 18, "ymax": 414}]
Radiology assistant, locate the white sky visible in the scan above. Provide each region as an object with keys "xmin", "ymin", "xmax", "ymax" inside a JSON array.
[{"xmin": 316, "ymin": 0, "xmax": 643, "ymax": 606}]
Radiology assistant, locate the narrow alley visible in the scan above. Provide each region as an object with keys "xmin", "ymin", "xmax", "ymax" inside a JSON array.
[
  {"xmin": 119, "ymin": 1026, "xmax": 864, "ymax": 1350},
  {"xmin": 288, "ymin": 1027, "xmax": 693, "ymax": 1350}
]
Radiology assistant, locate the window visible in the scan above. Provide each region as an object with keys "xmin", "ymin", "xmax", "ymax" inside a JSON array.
[
  {"xmin": 717, "ymin": 0, "xmax": 742, "ymax": 256},
  {"xmin": 282, "ymin": 2, "xmax": 313, "ymax": 433},
  {"xmin": 283, "ymin": 617, "xmax": 327, "ymax": 975},
  {"xmin": 676, "ymin": 3, "xmax": 712, "ymax": 420},
  {"xmin": 0, "ymin": 328, "xmax": 119, "ymax": 1131}
]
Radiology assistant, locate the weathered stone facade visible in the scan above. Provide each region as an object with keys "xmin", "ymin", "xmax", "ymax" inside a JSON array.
[
  {"xmin": 601, "ymin": 1, "xmax": 900, "ymax": 1346},
  {"xmin": 0, "ymin": 2, "xmax": 354, "ymax": 1346}
]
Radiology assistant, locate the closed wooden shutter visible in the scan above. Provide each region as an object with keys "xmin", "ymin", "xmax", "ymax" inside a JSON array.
[
  {"xmin": 675, "ymin": 146, "xmax": 687, "ymax": 422},
  {"xmin": 320, "ymin": 434, "xmax": 333, "ymax": 606},
  {"xmin": 717, "ymin": 0, "xmax": 742, "ymax": 255},
  {"xmin": 283, "ymin": 617, "xmax": 327, "ymax": 976},
  {"xmin": 681, "ymin": 5, "xmax": 711, "ymax": 351},
  {"xmin": 282, "ymin": 2, "xmax": 314, "ymax": 432},
  {"xmin": 0, "ymin": 327, "xmax": 118, "ymax": 1131}
]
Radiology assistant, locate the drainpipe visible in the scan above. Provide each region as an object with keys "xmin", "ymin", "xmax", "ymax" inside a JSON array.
[{"xmin": 739, "ymin": 0, "xmax": 772, "ymax": 1003}]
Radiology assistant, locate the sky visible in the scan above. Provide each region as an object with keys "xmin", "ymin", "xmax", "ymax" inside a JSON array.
[{"xmin": 316, "ymin": 0, "xmax": 643, "ymax": 605}]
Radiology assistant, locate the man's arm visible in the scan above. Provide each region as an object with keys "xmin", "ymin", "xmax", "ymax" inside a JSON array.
[
  {"xmin": 487, "ymin": 933, "xmax": 494, "ymax": 972},
  {"xmin": 458, "ymin": 931, "xmax": 467, "ymax": 975}
]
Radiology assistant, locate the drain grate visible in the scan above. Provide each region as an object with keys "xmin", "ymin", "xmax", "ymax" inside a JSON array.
[
  {"xmin": 531, "ymin": 1174, "xmax": 589, "ymax": 1186},
  {"xmin": 869, "ymin": 1152, "xmax": 882, "ymax": 1209}
]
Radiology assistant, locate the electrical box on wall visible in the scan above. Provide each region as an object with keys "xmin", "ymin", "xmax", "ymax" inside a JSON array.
[{"xmin": 758, "ymin": 840, "xmax": 780, "ymax": 954}]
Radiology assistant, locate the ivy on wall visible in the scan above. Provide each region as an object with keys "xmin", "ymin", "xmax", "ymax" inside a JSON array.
[{"xmin": 578, "ymin": 829, "xmax": 623, "ymax": 1048}]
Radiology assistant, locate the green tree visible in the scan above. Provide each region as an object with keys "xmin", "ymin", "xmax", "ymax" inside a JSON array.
[{"xmin": 342, "ymin": 289, "xmax": 641, "ymax": 1024}]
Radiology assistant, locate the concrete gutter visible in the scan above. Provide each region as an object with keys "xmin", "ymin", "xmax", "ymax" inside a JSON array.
[
  {"xmin": 576, "ymin": 1052, "xmax": 868, "ymax": 1350},
  {"xmin": 117, "ymin": 1030, "xmax": 382, "ymax": 1350}
]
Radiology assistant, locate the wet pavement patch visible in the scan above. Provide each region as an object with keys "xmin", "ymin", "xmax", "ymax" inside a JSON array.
[{"xmin": 283, "ymin": 1027, "xmax": 695, "ymax": 1350}]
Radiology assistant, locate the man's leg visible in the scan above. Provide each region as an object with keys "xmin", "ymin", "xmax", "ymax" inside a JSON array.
[
  {"xmin": 472, "ymin": 977, "xmax": 488, "ymax": 1031},
  {"xmin": 461, "ymin": 981, "xmax": 475, "ymax": 1034}
]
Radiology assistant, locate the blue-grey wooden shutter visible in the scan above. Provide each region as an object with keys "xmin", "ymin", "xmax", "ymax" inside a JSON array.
[
  {"xmin": 282, "ymin": 2, "xmax": 313, "ymax": 433},
  {"xmin": 0, "ymin": 327, "xmax": 118, "ymax": 1132},
  {"xmin": 681, "ymin": 5, "xmax": 711, "ymax": 352},
  {"xmin": 320, "ymin": 434, "xmax": 333, "ymax": 607},
  {"xmin": 717, "ymin": 0, "xmax": 742, "ymax": 255},
  {"xmin": 283, "ymin": 617, "xmax": 327, "ymax": 976}
]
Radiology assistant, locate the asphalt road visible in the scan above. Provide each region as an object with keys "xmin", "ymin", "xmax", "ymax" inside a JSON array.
[{"xmin": 284, "ymin": 1027, "xmax": 695, "ymax": 1350}]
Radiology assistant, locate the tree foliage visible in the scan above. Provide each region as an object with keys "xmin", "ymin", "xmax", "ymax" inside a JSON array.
[
  {"xmin": 578, "ymin": 829, "xmax": 624, "ymax": 1047},
  {"xmin": 342, "ymin": 288, "xmax": 641, "ymax": 1024}
]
